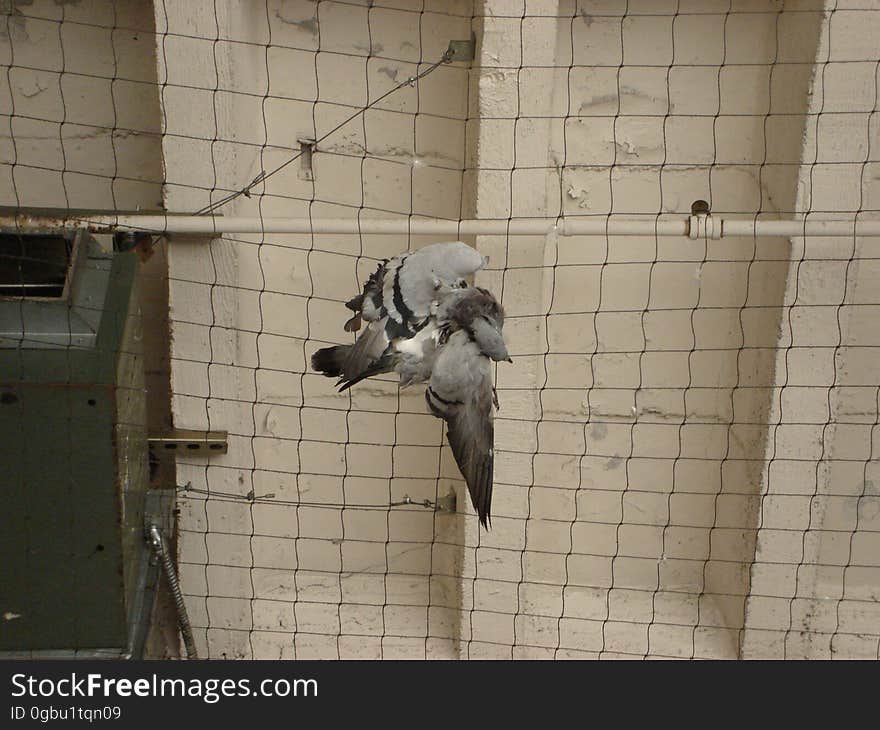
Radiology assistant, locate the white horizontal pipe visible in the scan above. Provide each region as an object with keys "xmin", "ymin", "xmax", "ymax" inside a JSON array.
[
  {"xmin": 3, "ymin": 213, "xmax": 880, "ymax": 238},
  {"xmin": 718, "ymin": 219, "xmax": 880, "ymax": 237}
]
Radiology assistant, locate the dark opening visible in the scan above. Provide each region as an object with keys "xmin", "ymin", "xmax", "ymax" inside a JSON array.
[{"xmin": 0, "ymin": 233, "xmax": 73, "ymax": 298}]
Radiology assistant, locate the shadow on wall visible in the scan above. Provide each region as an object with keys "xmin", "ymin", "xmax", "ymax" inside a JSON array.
[{"xmin": 698, "ymin": 9, "xmax": 825, "ymax": 654}]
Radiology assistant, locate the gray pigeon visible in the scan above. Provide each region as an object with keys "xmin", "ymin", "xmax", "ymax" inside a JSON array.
[
  {"xmin": 426, "ymin": 286, "xmax": 510, "ymax": 528},
  {"xmin": 330, "ymin": 282, "xmax": 512, "ymax": 527},
  {"xmin": 312, "ymin": 244, "xmax": 510, "ymax": 528},
  {"xmin": 312, "ymin": 241, "xmax": 487, "ymax": 389}
]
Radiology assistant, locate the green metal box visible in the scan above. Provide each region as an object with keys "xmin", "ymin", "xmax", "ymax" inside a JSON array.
[{"xmin": 0, "ymin": 230, "xmax": 151, "ymax": 657}]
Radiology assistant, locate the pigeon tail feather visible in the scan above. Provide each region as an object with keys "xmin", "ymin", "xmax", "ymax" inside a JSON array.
[{"xmin": 311, "ymin": 345, "xmax": 351, "ymax": 378}]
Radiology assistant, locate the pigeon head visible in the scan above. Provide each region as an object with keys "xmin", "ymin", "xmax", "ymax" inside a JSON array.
[
  {"xmin": 471, "ymin": 317, "xmax": 512, "ymax": 362},
  {"xmin": 445, "ymin": 242, "xmax": 488, "ymax": 279},
  {"xmin": 472, "ymin": 287, "xmax": 505, "ymax": 328},
  {"xmin": 448, "ymin": 287, "xmax": 511, "ymax": 363}
]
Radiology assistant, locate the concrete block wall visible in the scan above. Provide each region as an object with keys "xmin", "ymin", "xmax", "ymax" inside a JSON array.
[{"xmin": 0, "ymin": 0, "xmax": 163, "ymax": 209}]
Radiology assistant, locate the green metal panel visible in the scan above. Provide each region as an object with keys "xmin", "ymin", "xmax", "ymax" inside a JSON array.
[
  {"xmin": 0, "ymin": 243, "xmax": 148, "ymax": 654},
  {"xmin": 0, "ymin": 384, "xmax": 125, "ymax": 650}
]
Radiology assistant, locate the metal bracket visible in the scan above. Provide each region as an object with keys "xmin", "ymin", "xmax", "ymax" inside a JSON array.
[
  {"xmin": 112, "ymin": 230, "xmax": 152, "ymax": 253},
  {"xmin": 435, "ymin": 490, "xmax": 457, "ymax": 514},
  {"xmin": 148, "ymin": 429, "xmax": 228, "ymax": 455},
  {"xmin": 445, "ymin": 34, "xmax": 476, "ymax": 63},
  {"xmin": 297, "ymin": 138, "xmax": 316, "ymax": 181},
  {"xmin": 143, "ymin": 488, "xmax": 176, "ymax": 535},
  {"xmin": 687, "ymin": 199, "xmax": 721, "ymax": 240}
]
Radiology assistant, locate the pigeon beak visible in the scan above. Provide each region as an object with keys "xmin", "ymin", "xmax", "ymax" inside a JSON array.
[{"xmin": 506, "ymin": 357, "xmax": 513, "ymax": 364}]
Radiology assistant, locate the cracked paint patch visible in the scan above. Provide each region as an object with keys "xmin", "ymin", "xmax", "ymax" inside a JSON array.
[
  {"xmin": 566, "ymin": 184, "xmax": 589, "ymax": 208},
  {"xmin": 17, "ymin": 78, "xmax": 48, "ymax": 98},
  {"xmin": 274, "ymin": 9, "xmax": 318, "ymax": 36},
  {"xmin": 377, "ymin": 66, "xmax": 400, "ymax": 82}
]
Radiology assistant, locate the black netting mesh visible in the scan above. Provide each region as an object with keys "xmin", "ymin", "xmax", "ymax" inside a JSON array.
[{"xmin": 1, "ymin": 0, "xmax": 879, "ymax": 660}]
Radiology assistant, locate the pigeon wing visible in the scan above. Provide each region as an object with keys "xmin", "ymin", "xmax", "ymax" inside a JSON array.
[
  {"xmin": 340, "ymin": 317, "xmax": 391, "ymax": 384},
  {"xmin": 426, "ymin": 359, "xmax": 496, "ymax": 528},
  {"xmin": 344, "ymin": 260, "xmax": 387, "ymax": 331},
  {"xmin": 446, "ymin": 380, "xmax": 495, "ymax": 528}
]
